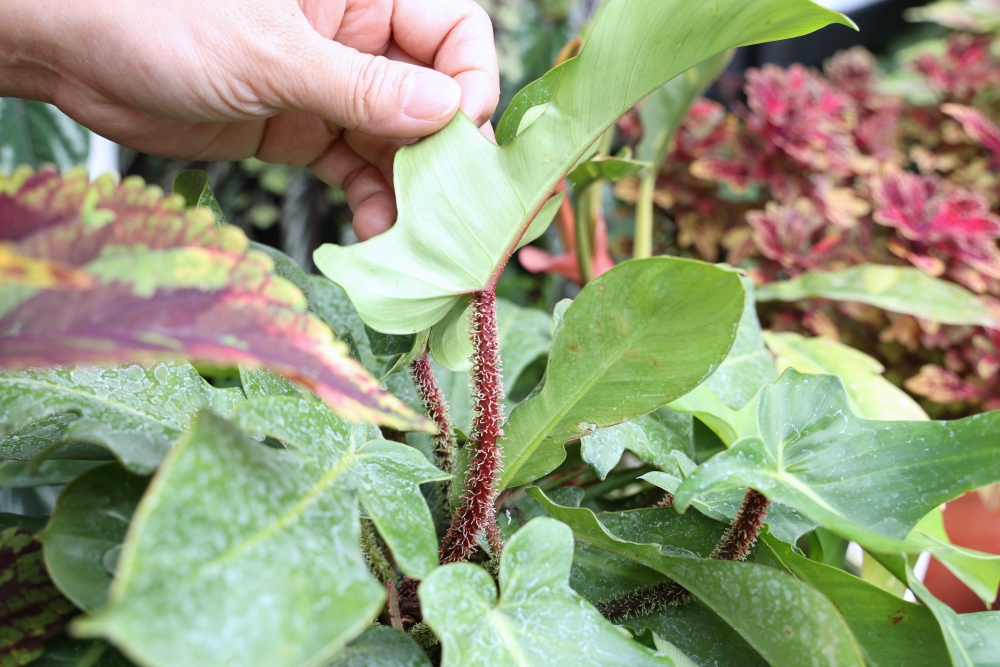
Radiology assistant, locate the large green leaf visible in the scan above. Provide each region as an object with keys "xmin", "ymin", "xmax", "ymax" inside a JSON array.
[
  {"xmin": 0, "ymin": 99, "xmax": 89, "ymax": 172},
  {"xmin": 500, "ymin": 258, "xmax": 744, "ymax": 488},
  {"xmin": 764, "ymin": 331, "xmax": 927, "ymax": 421},
  {"xmin": 529, "ymin": 489, "xmax": 865, "ymax": 667},
  {"xmin": 0, "ymin": 362, "xmax": 244, "ymax": 474},
  {"xmin": 228, "ymin": 396, "xmax": 448, "ymax": 579},
  {"xmin": 38, "ymin": 464, "xmax": 147, "ymax": 612},
  {"xmin": 0, "ymin": 168, "xmax": 428, "ymax": 432},
  {"xmin": 325, "ymin": 626, "xmax": 431, "ymax": 667},
  {"xmin": 755, "ymin": 265, "xmax": 997, "ymax": 327},
  {"xmin": 74, "ymin": 412, "xmax": 386, "ymax": 667},
  {"xmin": 0, "ymin": 460, "xmax": 105, "ymax": 488},
  {"xmin": 674, "ymin": 369, "xmax": 1000, "ymax": 554},
  {"xmin": 763, "ymin": 535, "xmax": 951, "ymax": 667},
  {"xmin": 419, "ymin": 517, "xmax": 678, "ymax": 666},
  {"xmin": 906, "ymin": 567, "xmax": 1000, "ymax": 667},
  {"xmin": 314, "ymin": 0, "xmax": 852, "ymax": 334}
]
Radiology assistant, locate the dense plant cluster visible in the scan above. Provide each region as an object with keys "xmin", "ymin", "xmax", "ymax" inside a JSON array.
[{"xmin": 3, "ymin": 1, "xmax": 1000, "ymax": 667}]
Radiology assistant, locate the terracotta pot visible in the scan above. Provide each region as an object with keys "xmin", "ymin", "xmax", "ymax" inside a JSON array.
[{"xmin": 924, "ymin": 490, "xmax": 1000, "ymax": 612}]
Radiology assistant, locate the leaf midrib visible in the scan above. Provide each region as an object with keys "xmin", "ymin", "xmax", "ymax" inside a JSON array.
[{"xmin": 502, "ymin": 280, "xmax": 726, "ymax": 486}]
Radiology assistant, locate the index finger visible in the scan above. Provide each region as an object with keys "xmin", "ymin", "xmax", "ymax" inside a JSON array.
[{"xmin": 389, "ymin": 0, "xmax": 500, "ymax": 126}]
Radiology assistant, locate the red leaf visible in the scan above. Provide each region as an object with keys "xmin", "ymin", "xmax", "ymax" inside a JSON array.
[
  {"xmin": 0, "ymin": 168, "xmax": 432, "ymax": 433},
  {"xmin": 941, "ymin": 103, "xmax": 1000, "ymax": 160}
]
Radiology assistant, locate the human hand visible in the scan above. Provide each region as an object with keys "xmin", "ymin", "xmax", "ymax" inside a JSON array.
[{"xmin": 0, "ymin": 0, "xmax": 499, "ymax": 239}]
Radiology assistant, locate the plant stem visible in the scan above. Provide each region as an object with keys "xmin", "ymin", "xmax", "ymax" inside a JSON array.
[
  {"xmin": 633, "ymin": 170, "xmax": 656, "ymax": 259},
  {"xmin": 360, "ymin": 519, "xmax": 394, "ymax": 583},
  {"xmin": 386, "ymin": 579, "xmax": 403, "ymax": 630},
  {"xmin": 597, "ymin": 581, "xmax": 690, "ymax": 623},
  {"xmin": 410, "ymin": 353, "xmax": 457, "ymax": 475},
  {"xmin": 710, "ymin": 489, "xmax": 771, "ymax": 562},
  {"xmin": 574, "ymin": 184, "xmax": 596, "ymax": 285},
  {"xmin": 581, "ymin": 463, "xmax": 656, "ymax": 501},
  {"xmin": 439, "ymin": 289, "xmax": 504, "ymax": 563}
]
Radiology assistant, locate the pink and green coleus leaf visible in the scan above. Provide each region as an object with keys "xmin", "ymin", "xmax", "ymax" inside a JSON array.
[
  {"xmin": 0, "ymin": 167, "xmax": 431, "ymax": 433},
  {"xmin": 314, "ymin": 0, "xmax": 853, "ymax": 335}
]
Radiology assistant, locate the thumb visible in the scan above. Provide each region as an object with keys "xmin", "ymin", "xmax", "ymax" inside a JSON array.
[{"xmin": 273, "ymin": 36, "xmax": 462, "ymax": 139}]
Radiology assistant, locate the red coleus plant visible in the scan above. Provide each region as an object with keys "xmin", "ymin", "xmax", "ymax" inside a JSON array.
[{"xmin": 606, "ymin": 32, "xmax": 1000, "ymax": 415}]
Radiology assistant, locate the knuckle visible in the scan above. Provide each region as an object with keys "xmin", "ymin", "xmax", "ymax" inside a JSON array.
[{"xmin": 350, "ymin": 56, "xmax": 392, "ymax": 129}]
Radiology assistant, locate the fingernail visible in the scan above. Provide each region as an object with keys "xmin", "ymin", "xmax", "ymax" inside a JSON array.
[{"xmin": 403, "ymin": 70, "xmax": 460, "ymax": 122}]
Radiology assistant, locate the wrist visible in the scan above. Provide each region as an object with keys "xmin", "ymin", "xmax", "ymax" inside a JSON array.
[{"xmin": 0, "ymin": 0, "xmax": 59, "ymax": 102}]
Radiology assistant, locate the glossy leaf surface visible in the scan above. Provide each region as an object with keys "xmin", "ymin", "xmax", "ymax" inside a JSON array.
[
  {"xmin": 0, "ymin": 363, "xmax": 244, "ymax": 474},
  {"xmin": 530, "ymin": 490, "xmax": 865, "ymax": 667},
  {"xmin": 39, "ymin": 464, "xmax": 147, "ymax": 611},
  {"xmin": 314, "ymin": 0, "xmax": 852, "ymax": 334},
  {"xmin": 755, "ymin": 265, "xmax": 997, "ymax": 327},
  {"xmin": 581, "ymin": 408, "xmax": 693, "ymax": 479},
  {"xmin": 763, "ymin": 535, "xmax": 951, "ymax": 667},
  {"xmin": 500, "ymin": 258, "xmax": 744, "ymax": 488},
  {"xmin": 75, "ymin": 412, "xmax": 386, "ymax": 667},
  {"xmin": 764, "ymin": 331, "xmax": 927, "ymax": 421},
  {"xmin": 420, "ymin": 517, "xmax": 678, "ymax": 667},
  {"xmin": 229, "ymin": 396, "xmax": 448, "ymax": 579},
  {"xmin": 675, "ymin": 370, "xmax": 1000, "ymax": 553},
  {"xmin": 0, "ymin": 168, "xmax": 428, "ymax": 432}
]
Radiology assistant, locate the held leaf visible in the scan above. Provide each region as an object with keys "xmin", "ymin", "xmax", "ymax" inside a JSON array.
[{"xmin": 314, "ymin": 0, "xmax": 853, "ymax": 334}]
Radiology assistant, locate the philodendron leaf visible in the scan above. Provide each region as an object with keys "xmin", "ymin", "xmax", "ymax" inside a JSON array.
[
  {"xmin": 0, "ymin": 527, "xmax": 76, "ymax": 667},
  {"xmin": 500, "ymin": 258, "xmax": 744, "ymax": 488},
  {"xmin": 755, "ymin": 264, "xmax": 997, "ymax": 327},
  {"xmin": 0, "ymin": 99, "xmax": 89, "ymax": 172},
  {"xmin": 325, "ymin": 626, "xmax": 431, "ymax": 667},
  {"xmin": 0, "ymin": 362, "xmax": 244, "ymax": 474},
  {"xmin": 0, "ymin": 168, "xmax": 429, "ymax": 433},
  {"xmin": 229, "ymin": 396, "xmax": 448, "ymax": 579},
  {"xmin": 314, "ymin": 0, "xmax": 852, "ymax": 334},
  {"xmin": 581, "ymin": 408, "xmax": 693, "ymax": 480},
  {"xmin": 38, "ymin": 464, "xmax": 148, "ymax": 612},
  {"xmin": 567, "ymin": 155, "xmax": 648, "ymax": 191},
  {"xmin": 75, "ymin": 411, "xmax": 386, "ymax": 667},
  {"xmin": 674, "ymin": 369, "xmax": 1000, "ymax": 555},
  {"xmin": 906, "ymin": 567, "xmax": 1000, "ymax": 667},
  {"xmin": 764, "ymin": 331, "xmax": 927, "ymax": 421},
  {"xmin": 419, "ymin": 517, "xmax": 679, "ymax": 667},
  {"xmin": 763, "ymin": 535, "xmax": 951, "ymax": 667},
  {"xmin": 529, "ymin": 489, "xmax": 865, "ymax": 667}
]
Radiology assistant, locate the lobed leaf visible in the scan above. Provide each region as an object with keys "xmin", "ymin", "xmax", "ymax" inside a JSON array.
[
  {"xmin": 764, "ymin": 331, "xmax": 927, "ymax": 421},
  {"xmin": 228, "ymin": 396, "xmax": 448, "ymax": 579},
  {"xmin": 75, "ymin": 412, "xmax": 385, "ymax": 667},
  {"xmin": 674, "ymin": 369, "xmax": 1000, "ymax": 554},
  {"xmin": 314, "ymin": 0, "xmax": 852, "ymax": 334},
  {"xmin": 419, "ymin": 517, "xmax": 679, "ymax": 667},
  {"xmin": 755, "ymin": 264, "xmax": 998, "ymax": 328},
  {"xmin": 500, "ymin": 258, "xmax": 744, "ymax": 488},
  {"xmin": 0, "ymin": 168, "xmax": 429, "ymax": 432}
]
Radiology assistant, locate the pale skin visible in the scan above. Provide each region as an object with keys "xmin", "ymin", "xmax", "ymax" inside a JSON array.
[{"xmin": 0, "ymin": 0, "xmax": 500, "ymax": 240}]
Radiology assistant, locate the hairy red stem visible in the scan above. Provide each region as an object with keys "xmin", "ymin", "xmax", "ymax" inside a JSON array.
[
  {"xmin": 710, "ymin": 489, "xmax": 771, "ymax": 562},
  {"xmin": 409, "ymin": 353, "xmax": 457, "ymax": 476},
  {"xmin": 439, "ymin": 289, "xmax": 504, "ymax": 564}
]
